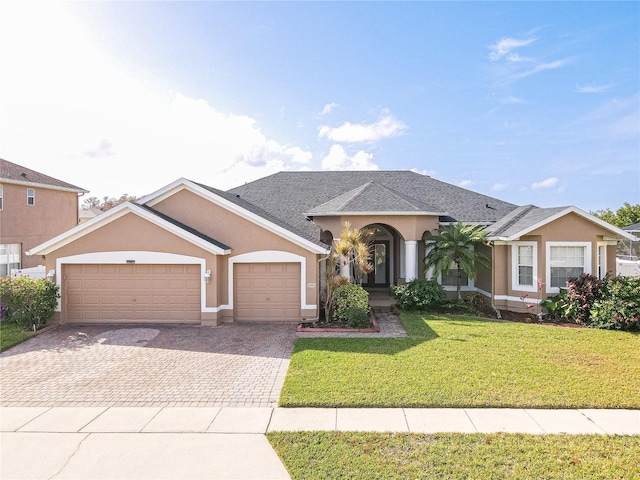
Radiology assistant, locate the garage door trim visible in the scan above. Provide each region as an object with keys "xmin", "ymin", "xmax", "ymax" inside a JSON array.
[
  {"xmin": 55, "ymin": 251, "xmax": 208, "ymax": 313},
  {"xmin": 225, "ymin": 250, "xmax": 316, "ymax": 311}
]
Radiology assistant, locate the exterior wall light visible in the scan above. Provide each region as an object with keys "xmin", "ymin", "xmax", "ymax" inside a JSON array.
[
  {"xmin": 46, "ymin": 270, "xmax": 55, "ymax": 282},
  {"xmin": 204, "ymin": 269, "xmax": 212, "ymax": 284}
]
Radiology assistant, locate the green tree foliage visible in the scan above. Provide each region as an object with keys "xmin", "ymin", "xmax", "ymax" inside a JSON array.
[
  {"xmin": 425, "ymin": 223, "xmax": 491, "ymax": 300},
  {"xmin": 592, "ymin": 202, "xmax": 640, "ymax": 228}
]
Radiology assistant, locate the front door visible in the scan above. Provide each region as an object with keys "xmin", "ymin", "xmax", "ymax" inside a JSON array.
[{"xmin": 364, "ymin": 241, "xmax": 389, "ymax": 287}]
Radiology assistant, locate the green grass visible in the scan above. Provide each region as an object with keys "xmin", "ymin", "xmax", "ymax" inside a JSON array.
[
  {"xmin": 268, "ymin": 431, "xmax": 640, "ymax": 480},
  {"xmin": 280, "ymin": 313, "xmax": 640, "ymax": 408},
  {"xmin": 0, "ymin": 321, "xmax": 35, "ymax": 352}
]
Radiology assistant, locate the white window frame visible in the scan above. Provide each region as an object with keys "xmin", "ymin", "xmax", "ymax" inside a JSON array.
[
  {"xmin": 27, "ymin": 188, "xmax": 35, "ymax": 206},
  {"xmin": 511, "ymin": 242, "xmax": 538, "ymax": 292},
  {"xmin": 597, "ymin": 242, "xmax": 607, "ymax": 279},
  {"xmin": 545, "ymin": 242, "xmax": 591, "ymax": 293},
  {"xmin": 0, "ymin": 184, "xmax": 3, "ymax": 210},
  {"xmin": 0, "ymin": 243, "xmax": 21, "ymax": 276},
  {"xmin": 437, "ymin": 245, "xmax": 475, "ymax": 292}
]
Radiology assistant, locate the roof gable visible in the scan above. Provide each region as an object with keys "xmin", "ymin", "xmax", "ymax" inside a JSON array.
[
  {"xmin": 306, "ymin": 182, "xmax": 445, "ymax": 216},
  {"xmin": 138, "ymin": 178, "xmax": 329, "ymax": 254},
  {"xmin": 0, "ymin": 158, "xmax": 88, "ymax": 193},
  {"xmin": 485, "ymin": 205, "xmax": 636, "ymax": 241},
  {"xmin": 27, "ymin": 201, "xmax": 231, "ymax": 256}
]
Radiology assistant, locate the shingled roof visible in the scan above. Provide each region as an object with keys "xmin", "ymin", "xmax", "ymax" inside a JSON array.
[
  {"xmin": 228, "ymin": 171, "xmax": 518, "ymax": 240},
  {"xmin": 306, "ymin": 181, "xmax": 445, "ymax": 216},
  {"xmin": 484, "ymin": 205, "xmax": 569, "ymax": 240},
  {"xmin": 0, "ymin": 158, "xmax": 88, "ymax": 193}
]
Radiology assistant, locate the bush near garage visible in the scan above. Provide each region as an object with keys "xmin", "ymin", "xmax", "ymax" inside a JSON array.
[
  {"xmin": 0, "ymin": 276, "xmax": 60, "ymax": 330},
  {"xmin": 391, "ymin": 279, "xmax": 446, "ymax": 311}
]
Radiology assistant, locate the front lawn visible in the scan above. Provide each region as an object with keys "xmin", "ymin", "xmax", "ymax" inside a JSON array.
[
  {"xmin": 280, "ymin": 313, "xmax": 640, "ymax": 408},
  {"xmin": 0, "ymin": 321, "xmax": 34, "ymax": 352},
  {"xmin": 268, "ymin": 432, "xmax": 640, "ymax": 480}
]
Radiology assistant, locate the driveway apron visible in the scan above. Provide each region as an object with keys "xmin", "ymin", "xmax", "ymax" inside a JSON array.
[{"xmin": 0, "ymin": 323, "xmax": 297, "ymax": 407}]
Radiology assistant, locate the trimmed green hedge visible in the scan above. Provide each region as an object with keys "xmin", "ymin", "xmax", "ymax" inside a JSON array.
[{"xmin": 0, "ymin": 276, "xmax": 59, "ymax": 330}]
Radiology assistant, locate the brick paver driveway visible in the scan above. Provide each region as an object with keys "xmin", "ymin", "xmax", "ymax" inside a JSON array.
[{"xmin": 0, "ymin": 323, "xmax": 297, "ymax": 407}]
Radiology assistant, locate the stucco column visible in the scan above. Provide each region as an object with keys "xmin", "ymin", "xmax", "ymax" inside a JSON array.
[{"xmin": 405, "ymin": 240, "xmax": 418, "ymax": 281}]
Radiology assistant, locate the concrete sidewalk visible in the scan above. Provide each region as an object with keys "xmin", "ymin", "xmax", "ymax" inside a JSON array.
[{"xmin": 2, "ymin": 406, "xmax": 638, "ymax": 479}]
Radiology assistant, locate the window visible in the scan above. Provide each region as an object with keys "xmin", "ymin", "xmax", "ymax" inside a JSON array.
[
  {"xmin": 512, "ymin": 242, "xmax": 537, "ymax": 291},
  {"xmin": 597, "ymin": 244, "xmax": 607, "ymax": 279},
  {"xmin": 441, "ymin": 265, "xmax": 469, "ymax": 287},
  {"xmin": 0, "ymin": 185, "xmax": 3, "ymax": 210},
  {"xmin": 0, "ymin": 243, "xmax": 21, "ymax": 277},
  {"xmin": 27, "ymin": 188, "xmax": 35, "ymax": 206},
  {"xmin": 546, "ymin": 242, "xmax": 591, "ymax": 291}
]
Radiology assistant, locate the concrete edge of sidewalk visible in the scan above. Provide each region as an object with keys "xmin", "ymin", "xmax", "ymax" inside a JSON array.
[{"xmin": 2, "ymin": 406, "xmax": 639, "ymax": 435}]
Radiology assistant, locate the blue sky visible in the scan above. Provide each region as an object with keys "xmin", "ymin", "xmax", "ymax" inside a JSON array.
[{"xmin": 1, "ymin": 1, "xmax": 638, "ymax": 212}]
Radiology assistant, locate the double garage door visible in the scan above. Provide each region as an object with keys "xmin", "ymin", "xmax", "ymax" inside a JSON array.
[
  {"xmin": 234, "ymin": 263, "xmax": 301, "ymax": 321},
  {"xmin": 64, "ymin": 262, "xmax": 302, "ymax": 323},
  {"xmin": 64, "ymin": 264, "xmax": 201, "ymax": 322}
]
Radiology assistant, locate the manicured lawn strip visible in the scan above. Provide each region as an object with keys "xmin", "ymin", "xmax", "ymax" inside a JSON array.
[
  {"xmin": 280, "ymin": 314, "xmax": 640, "ymax": 408},
  {"xmin": 268, "ymin": 431, "xmax": 640, "ymax": 480},
  {"xmin": 0, "ymin": 322, "xmax": 34, "ymax": 352}
]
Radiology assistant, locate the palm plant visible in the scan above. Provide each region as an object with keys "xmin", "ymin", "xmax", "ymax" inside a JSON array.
[{"xmin": 425, "ymin": 222, "xmax": 491, "ymax": 300}]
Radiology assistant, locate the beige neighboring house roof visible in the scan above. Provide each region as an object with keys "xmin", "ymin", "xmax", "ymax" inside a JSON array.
[
  {"xmin": 485, "ymin": 205, "xmax": 636, "ymax": 241},
  {"xmin": 0, "ymin": 158, "xmax": 88, "ymax": 193},
  {"xmin": 79, "ymin": 208, "xmax": 102, "ymax": 221}
]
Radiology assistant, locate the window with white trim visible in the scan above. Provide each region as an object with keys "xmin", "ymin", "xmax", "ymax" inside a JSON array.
[
  {"xmin": 597, "ymin": 243, "xmax": 606, "ymax": 279},
  {"xmin": 546, "ymin": 242, "xmax": 591, "ymax": 291},
  {"xmin": 0, "ymin": 243, "xmax": 21, "ymax": 276},
  {"xmin": 512, "ymin": 242, "xmax": 537, "ymax": 291},
  {"xmin": 27, "ymin": 188, "xmax": 35, "ymax": 206},
  {"xmin": 441, "ymin": 263, "xmax": 469, "ymax": 287},
  {"xmin": 0, "ymin": 185, "xmax": 3, "ymax": 210}
]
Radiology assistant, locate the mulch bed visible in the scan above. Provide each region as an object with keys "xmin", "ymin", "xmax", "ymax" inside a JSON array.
[{"xmin": 297, "ymin": 310, "xmax": 380, "ymax": 333}]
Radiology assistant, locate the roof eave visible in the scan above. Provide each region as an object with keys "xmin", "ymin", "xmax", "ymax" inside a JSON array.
[
  {"xmin": 0, "ymin": 177, "xmax": 89, "ymax": 194},
  {"xmin": 305, "ymin": 210, "xmax": 447, "ymax": 217}
]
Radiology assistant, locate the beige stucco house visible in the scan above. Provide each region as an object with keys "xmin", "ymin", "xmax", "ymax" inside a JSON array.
[
  {"xmin": 27, "ymin": 171, "xmax": 634, "ymax": 325},
  {"xmin": 0, "ymin": 159, "xmax": 88, "ymax": 276}
]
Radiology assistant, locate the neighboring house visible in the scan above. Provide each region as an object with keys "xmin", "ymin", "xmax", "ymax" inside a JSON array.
[
  {"xmin": 27, "ymin": 171, "xmax": 634, "ymax": 325},
  {"xmin": 0, "ymin": 159, "xmax": 88, "ymax": 276},
  {"xmin": 79, "ymin": 207, "xmax": 103, "ymax": 224}
]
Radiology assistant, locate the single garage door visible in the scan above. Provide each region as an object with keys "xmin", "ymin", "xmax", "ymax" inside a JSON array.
[
  {"xmin": 234, "ymin": 263, "xmax": 301, "ymax": 321},
  {"xmin": 65, "ymin": 264, "xmax": 201, "ymax": 322}
]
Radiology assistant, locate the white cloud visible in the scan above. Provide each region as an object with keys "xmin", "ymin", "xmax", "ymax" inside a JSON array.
[
  {"xmin": 459, "ymin": 180, "xmax": 473, "ymax": 188},
  {"xmin": 410, "ymin": 167, "xmax": 437, "ymax": 177},
  {"xmin": 488, "ymin": 37, "xmax": 535, "ymax": 61},
  {"xmin": 319, "ymin": 102, "xmax": 339, "ymax": 115},
  {"xmin": 518, "ymin": 59, "xmax": 569, "ymax": 79},
  {"xmin": 0, "ymin": 3, "xmax": 313, "ymax": 197},
  {"xmin": 531, "ymin": 177, "xmax": 559, "ymax": 190},
  {"xmin": 576, "ymin": 82, "xmax": 618, "ymax": 94},
  {"xmin": 491, "ymin": 182, "xmax": 509, "ymax": 192},
  {"xmin": 318, "ymin": 110, "xmax": 406, "ymax": 143},
  {"xmin": 321, "ymin": 145, "xmax": 379, "ymax": 171}
]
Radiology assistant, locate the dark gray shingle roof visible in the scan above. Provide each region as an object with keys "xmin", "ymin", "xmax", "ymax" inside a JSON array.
[
  {"xmin": 485, "ymin": 205, "xmax": 569, "ymax": 239},
  {"xmin": 0, "ymin": 158, "xmax": 88, "ymax": 192},
  {"xmin": 228, "ymin": 171, "xmax": 518, "ymax": 241},
  {"xmin": 306, "ymin": 181, "xmax": 445, "ymax": 215}
]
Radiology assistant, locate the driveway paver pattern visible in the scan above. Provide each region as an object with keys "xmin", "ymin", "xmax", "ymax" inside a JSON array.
[{"xmin": 1, "ymin": 323, "xmax": 296, "ymax": 408}]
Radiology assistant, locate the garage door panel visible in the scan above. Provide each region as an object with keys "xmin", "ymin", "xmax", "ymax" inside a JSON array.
[
  {"xmin": 234, "ymin": 262, "xmax": 301, "ymax": 321},
  {"xmin": 65, "ymin": 264, "xmax": 201, "ymax": 323}
]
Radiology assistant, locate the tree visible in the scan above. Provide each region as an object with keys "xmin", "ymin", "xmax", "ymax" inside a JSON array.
[
  {"xmin": 81, "ymin": 194, "xmax": 138, "ymax": 212},
  {"xmin": 321, "ymin": 222, "xmax": 373, "ymax": 319},
  {"xmin": 592, "ymin": 202, "xmax": 640, "ymax": 228},
  {"xmin": 425, "ymin": 222, "xmax": 491, "ymax": 301}
]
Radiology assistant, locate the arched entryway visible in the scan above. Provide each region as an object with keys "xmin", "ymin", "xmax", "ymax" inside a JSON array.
[{"xmin": 359, "ymin": 224, "xmax": 400, "ymax": 288}]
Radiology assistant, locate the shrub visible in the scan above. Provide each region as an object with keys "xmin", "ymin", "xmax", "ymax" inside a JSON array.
[
  {"xmin": 332, "ymin": 283, "xmax": 369, "ymax": 323},
  {"xmin": 565, "ymin": 273, "xmax": 604, "ymax": 324},
  {"xmin": 589, "ymin": 275, "xmax": 640, "ymax": 331},
  {"xmin": 391, "ymin": 279, "xmax": 446, "ymax": 311},
  {"xmin": 0, "ymin": 276, "xmax": 60, "ymax": 330},
  {"xmin": 464, "ymin": 292, "xmax": 495, "ymax": 317},
  {"xmin": 344, "ymin": 306, "xmax": 370, "ymax": 328},
  {"xmin": 540, "ymin": 289, "xmax": 576, "ymax": 321}
]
